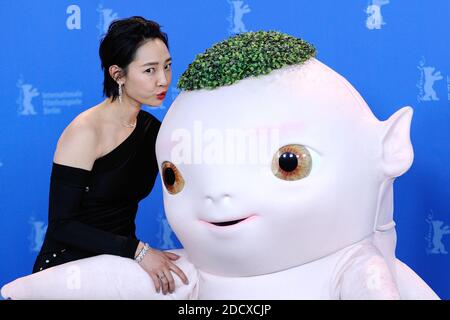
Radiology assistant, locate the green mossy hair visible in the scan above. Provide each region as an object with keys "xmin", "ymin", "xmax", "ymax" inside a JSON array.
[{"xmin": 177, "ymin": 31, "xmax": 316, "ymax": 91}]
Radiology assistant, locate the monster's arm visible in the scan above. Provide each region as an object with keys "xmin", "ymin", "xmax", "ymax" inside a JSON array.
[
  {"xmin": 1, "ymin": 249, "xmax": 199, "ymax": 300},
  {"xmin": 334, "ymin": 244, "xmax": 400, "ymax": 300}
]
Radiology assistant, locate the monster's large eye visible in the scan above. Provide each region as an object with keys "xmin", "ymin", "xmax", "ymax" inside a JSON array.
[
  {"xmin": 161, "ymin": 161, "xmax": 185, "ymax": 194},
  {"xmin": 271, "ymin": 144, "xmax": 312, "ymax": 181}
]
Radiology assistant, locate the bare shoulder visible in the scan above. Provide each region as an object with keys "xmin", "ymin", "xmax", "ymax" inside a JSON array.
[{"xmin": 53, "ymin": 108, "xmax": 101, "ymax": 171}]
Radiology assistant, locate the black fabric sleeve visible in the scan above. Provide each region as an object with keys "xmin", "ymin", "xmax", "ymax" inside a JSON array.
[{"xmin": 46, "ymin": 163, "xmax": 139, "ymax": 259}]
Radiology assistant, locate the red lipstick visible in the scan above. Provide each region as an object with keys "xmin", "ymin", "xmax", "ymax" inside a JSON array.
[{"xmin": 156, "ymin": 91, "xmax": 167, "ymax": 100}]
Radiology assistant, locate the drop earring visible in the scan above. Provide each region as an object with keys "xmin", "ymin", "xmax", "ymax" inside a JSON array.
[{"xmin": 118, "ymin": 82, "xmax": 123, "ymax": 104}]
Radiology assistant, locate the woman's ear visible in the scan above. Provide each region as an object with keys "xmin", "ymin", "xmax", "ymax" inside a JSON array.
[
  {"xmin": 108, "ymin": 65, "xmax": 125, "ymax": 84},
  {"xmin": 380, "ymin": 106, "xmax": 414, "ymax": 178}
]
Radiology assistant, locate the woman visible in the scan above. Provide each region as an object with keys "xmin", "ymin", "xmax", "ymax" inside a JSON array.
[{"xmin": 32, "ymin": 16, "xmax": 188, "ymax": 295}]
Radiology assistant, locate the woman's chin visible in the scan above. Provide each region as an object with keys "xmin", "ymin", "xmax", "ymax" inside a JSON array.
[{"xmin": 145, "ymin": 99, "xmax": 164, "ymax": 107}]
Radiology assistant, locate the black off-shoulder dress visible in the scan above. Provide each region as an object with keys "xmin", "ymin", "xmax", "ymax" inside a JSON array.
[{"xmin": 33, "ymin": 110, "xmax": 161, "ymax": 273}]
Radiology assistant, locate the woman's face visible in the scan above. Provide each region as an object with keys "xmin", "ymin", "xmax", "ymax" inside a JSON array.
[{"xmin": 122, "ymin": 38, "xmax": 172, "ymax": 107}]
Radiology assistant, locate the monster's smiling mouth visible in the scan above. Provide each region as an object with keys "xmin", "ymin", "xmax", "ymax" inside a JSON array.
[
  {"xmin": 202, "ymin": 215, "xmax": 257, "ymax": 227},
  {"xmin": 210, "ymin": 217, "xmax": 247, "ymax": 226}
]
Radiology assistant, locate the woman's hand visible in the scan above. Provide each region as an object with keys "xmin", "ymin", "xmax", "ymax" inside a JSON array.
[{"xmin": 136, "ymin": 243, "xmax": 189, "ymax": 295}]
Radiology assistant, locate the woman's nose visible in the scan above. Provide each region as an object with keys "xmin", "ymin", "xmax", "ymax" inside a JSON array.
[{"xmin": 157, "ymin": 71, "xmax": 169, "ymax": 87}]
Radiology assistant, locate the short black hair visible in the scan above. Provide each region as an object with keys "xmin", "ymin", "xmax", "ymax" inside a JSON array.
[{"xmin": 99, "ymin": 16, "xmax": 169, "ymax": 101}]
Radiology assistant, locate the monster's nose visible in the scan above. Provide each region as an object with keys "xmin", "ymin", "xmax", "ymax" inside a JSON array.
[{"xmin": 205, "ymin": 193, "xmax": 232, "ymax": 204}]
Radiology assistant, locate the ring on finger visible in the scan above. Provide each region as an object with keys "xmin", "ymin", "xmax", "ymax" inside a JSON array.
[{"xmin": 158, "ymin": 274, "xmax": 167, "ymax": 280}]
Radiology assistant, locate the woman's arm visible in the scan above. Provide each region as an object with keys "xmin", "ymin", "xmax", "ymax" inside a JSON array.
[{"xmin": 46, "ymin": 163, "xmax": 139, "ymax": 258}]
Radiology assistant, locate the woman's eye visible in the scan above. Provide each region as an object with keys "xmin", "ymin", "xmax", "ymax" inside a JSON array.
[
  {"xmin": 271, "ymin": 144, "xmax": 312, "ymax": 181},
  {"xmin": 161, "ymin": 161, "xmax": 185, "ymax": 194},
  {"xmin": 145, "ymin": 68, "xmax": 155, "ymax": 74},
  {"xmin": 165, "ymin": 63, "xmax": 172, "ymax": 70}
]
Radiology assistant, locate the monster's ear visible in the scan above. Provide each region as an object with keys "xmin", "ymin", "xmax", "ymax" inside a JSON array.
[{"xmin": 380, "ymin": 106, "xmax": 414, "ymax": 177}]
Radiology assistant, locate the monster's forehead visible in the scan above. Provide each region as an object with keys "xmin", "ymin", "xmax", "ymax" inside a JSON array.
[
  {"xmin": 165, "ymin": 57, "xmax": 379, "ymax": 154},
  {"xmin": 177, "ymin": 31, "xmax": 316, "ymax": 91}
]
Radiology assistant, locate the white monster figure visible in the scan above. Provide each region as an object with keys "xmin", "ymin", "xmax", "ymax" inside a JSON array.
[{"xmin": 1, "ymin": 31, "xmax": 439, "ymax": 300}]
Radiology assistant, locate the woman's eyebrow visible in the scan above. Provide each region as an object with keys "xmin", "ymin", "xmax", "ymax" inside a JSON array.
[{"xmin": 141, "ymin": 58, "xmax": 172, "ymax": 67}]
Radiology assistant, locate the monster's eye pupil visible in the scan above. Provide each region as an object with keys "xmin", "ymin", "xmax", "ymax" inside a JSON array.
[
  {"xmin": 164, "ymin": 168, "xmax": 176, "ymax": 186},
  {"xmin": 279, "ymin": 152, "xmax": 298, "ymax": 172}
]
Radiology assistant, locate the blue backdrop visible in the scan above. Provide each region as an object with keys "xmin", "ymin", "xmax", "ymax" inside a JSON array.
[{"xmin": 0, "ymin": 0, "xmax": 449, "ymax": 299}]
